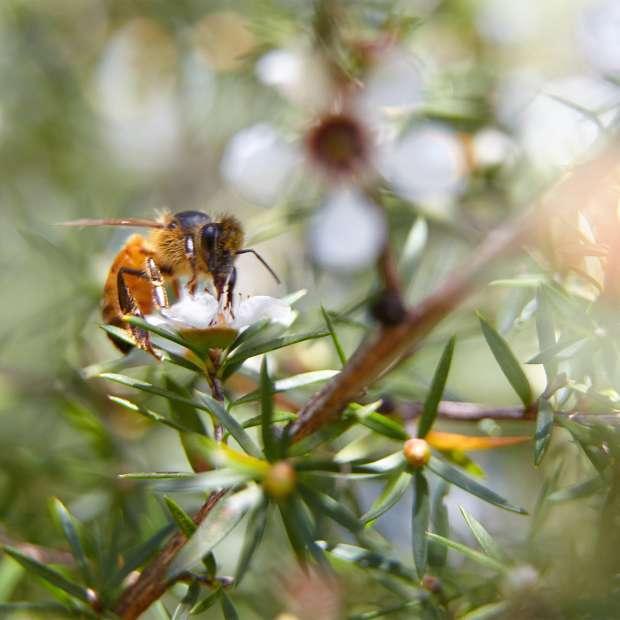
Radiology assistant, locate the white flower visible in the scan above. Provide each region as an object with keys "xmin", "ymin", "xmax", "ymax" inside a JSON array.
[
  {"xmin": 518, "ymin": 75, "xmax": 620, "ymax": 171},
  {"xmin": 309, "ymin": 188, "xmax": 387, "ymax": 272},
  {"xmin": 220, "ymin": 123, "xmax": 302, "ymax": 205},
  {"xmin": 475, "ymin": 0, "xmax": 541, "ymax": 45},
  {"xmin": 150, "ymin": 290, "xmax": 294, "ymax": 333},
  {"xmin": 355, "ymin": 49, "xmax": 425, "ymax": 118},
  {"xmin": 379, "ymin": 121, "xmax": 467, "ymax": 206},
  {"xmin": 577, "ymin": 0, "xmax": 620, "ymax": 77},
  {"xmin": 255, "ymin": 47, "xmax": 335, "ymax": 110}
]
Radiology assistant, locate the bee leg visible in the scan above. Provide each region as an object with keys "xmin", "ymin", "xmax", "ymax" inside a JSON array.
[
  {"xmin": 145, "ymin": 257, "xmax": 169, "ymax": 311},
  {"xmin": 117, "ymin": 267, "xmax": 159, "ymax": 358},
  {"xmin": 225, "ymin": 267, "xmax": 237, "ymax": 315},
  {"xmin": 184, "ymin": 235, "xmax": 198, "ymax": 296},
  {"xmin": 171, "ymin": 277, "xmax": 182, "ymax": 302}
]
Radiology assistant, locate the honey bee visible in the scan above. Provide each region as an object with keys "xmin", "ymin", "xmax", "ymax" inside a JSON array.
[{"xmin": 62, "ymin": 210, "xmax": 279, "ymax": 355}]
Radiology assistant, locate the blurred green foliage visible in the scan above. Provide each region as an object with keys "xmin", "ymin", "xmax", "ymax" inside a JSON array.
[{"xmin": 2, "ymin": 0, "xmax": 620, "ymax": 619}]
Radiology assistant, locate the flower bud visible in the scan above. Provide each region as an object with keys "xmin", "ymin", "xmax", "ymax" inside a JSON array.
[
  {"xmin": 263, "ymin": 461, "xmax": 296, "ymax": 499},
  {"xmin": 370, "ymin": 289, "xmax": 406, "ymax": 326},
  {"xmin": 403, "ymin": 438, "xmax": 431, "ymax": 468},
  {"xmin": 421, "ymin": 574, "xmax": 441, "ymax": 594}
]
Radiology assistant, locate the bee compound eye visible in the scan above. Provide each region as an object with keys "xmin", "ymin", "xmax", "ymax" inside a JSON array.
[{"xmin": 201, "ymin": 223, "xmax": 219, "ymax": 250}]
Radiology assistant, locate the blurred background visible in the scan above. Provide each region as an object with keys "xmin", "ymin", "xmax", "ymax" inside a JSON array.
[{"xmin": 1, "ymin": 0, "xmax": 620, "ymax": 617}]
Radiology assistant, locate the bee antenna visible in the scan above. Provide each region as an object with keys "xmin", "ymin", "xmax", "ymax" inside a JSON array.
[{"xmin": 236, "ymin": 249, "xmax": 281, "ymax": 284}]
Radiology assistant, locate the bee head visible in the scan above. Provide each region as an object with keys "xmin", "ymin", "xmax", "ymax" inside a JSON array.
[{"xmin": 200, "ymin": 216, "xmax": 244, "ymax": 294}]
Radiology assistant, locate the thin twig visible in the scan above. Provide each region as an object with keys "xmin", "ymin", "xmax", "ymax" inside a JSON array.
[
  {"xmin": 113, "ymin": 371, "xmax": 228, "ymax": 619},
  {"xmin": 397, "ymin": 400, "xmax": 537, "ymax": 421},
  {"xmin": 112, "ymin": 490, "xmax": 226, "ymax": 620}
]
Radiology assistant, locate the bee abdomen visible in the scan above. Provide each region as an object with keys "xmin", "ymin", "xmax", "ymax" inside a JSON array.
[{"xmin": 102, "ymin": 234, "xmax": 155, "ymax": 352}]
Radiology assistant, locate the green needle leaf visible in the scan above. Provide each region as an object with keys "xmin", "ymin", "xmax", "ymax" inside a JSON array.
[
  {"xmin": 235, "ymin": 500, "xmax": 268, "ymax": 586},
  {"xmin": 199, "ymin": 393, "xmax": 263, "ymax": 459},
  {"xmin": 428, "ymin": 457, "xmax": 527, "ymax": 515},
  {"xmin": 412, "ymin": 471, "xmax": 430, "ymax": 579},
  {"xmin": 109, "ymin": 397, "xmax": 200, "ymax": 434},
  {"xmin": 426, "ymin": 533, "xmax": 508, "ymax": 573},
  {"xmin": 321, "ymin": 305, "xmax": 347, "ymax": 366},
  {"xmin": 260, "ymin": 357, "xmax": 277, "ymax": 461},
  {"xmin": 400, "ymin": 216, "xmax": 428, "ymax": 288},
  {"xmin": 0, "ymin": 603, "xmax": 96, "ymax": 618},
  {"xmin": 2, "ymin": 547, "xmax": 90, "ymax": 604},
  {"xmin": 459, "ymin": 506, "xmax": 509, "ymax": 563},
  {"xmin": 164, "ymin": 497, "xmax": 197, "ymax": 538},
  {"xmin": 98, "ymin": 374, "xmax": 262, "ymax": 458},
  {"xmin": 232, "ymin": 370, "xmax": 338, "ymax": 406},
  {"xmin": 190, "ymin": 588, "xmax": 221, "ymax": 615},
  {"xmin": 361, "ymin": 471, "xmax": 411, "ymax": 525},
  {"xmin": 418, "ymin": 336, "xmax": 456, "ymax": 438},
  {"xmin": 220, "ymin": 590, "xmax": 240, "ymax": 620},
  {"xmin": 318, "ymin": 542, "xmax": 416, "ymax": 582},
  {"xmin": 547, "ymin": 474, "xmax": 607, "ymax": 502},
  {"xmin": 50, "ymin": 499, "xmax": 91, "ymax": 586},
  {"xmin": 300, "ymin": 485, "xmax": 362, "ymax": 532},
  {"xmin": 478, "ymin": 313, "xmax": 533, "ymax": 407},
  {"xmin": 169, "ymin": 486, "xmax": 261, "ymax": 578},
  {"xmin": 458, "ymin": 602, "xmax": 511, "ymax": 619},
  {"xmin": 534, "ymin": 399, "xmax": 554, "ymax": 466},
  {"xmin": 172, "ymin": 580, "xmax": 200, "ymax": 620},
  {"xmin": 222, "ymin": 330, "xmax": 329, "ymax": 379}
]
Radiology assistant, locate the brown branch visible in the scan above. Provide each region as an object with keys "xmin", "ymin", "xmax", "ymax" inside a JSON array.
[
  {"xmin": 113, "ymin": 490, "xmax": 225, "ymax": 620},
  {"xmin": 397, "ymin": 399, "xmax": 537, "ymax": 422},
  {"xmin": 113, "ymin": 373, "xmax": 228, "ymax": 620},
  {"xmin": 289, "ymin": 139, "xmax": 620, "ymax": 441}
]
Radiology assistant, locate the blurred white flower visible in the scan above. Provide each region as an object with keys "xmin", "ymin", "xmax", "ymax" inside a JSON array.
[
  {"xmin": 223, "ymin": 44, "xmax": 427, "ymax": 206},
  {"xmin": 379, "ymin": 121, "xmax": 467, "ymax": 205},
  {"xmin": 94, "ymin": 19, "xmax": 180, "ymax": 173},
  {"xmin": 355, "ymin": 49, "xmax": 424, "ymax": 118},
  {"xmin": 220, "ymin": 123, "xmax": 302, "ymax": 205},
  {"xmin": 472, "ymin": 128, "xmax": 515, "ymax": 168},
  {"xmin": 476, "ymin": 0, "xmax": 541, "ymax": 45},
  {"xmin": 577, "ymin": 0, "xmax": 620, "ymax": 77},
  {"xmin": 518, "ymin": 75, "xmax": 620, "ymax": 171},
  {"xmin": 223, "ymin": 43, "xmax": 466, "ymax": 271},
  {"xmin": 151, "ymin": 290, "xmax": 294, "ymax": 332},
  {"xmin": 255, "ymin": 47, "xmax": 335, "ymax": 110},
  {"xmin": 309, "ymin": 188, "xmax": 386, "ymax": 272},
  {"xmin": 494, "ymin": 69, "xmax": 544, "ymax": 130}
]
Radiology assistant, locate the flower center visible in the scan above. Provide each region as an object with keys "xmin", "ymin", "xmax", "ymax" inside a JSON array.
[{"xmin": 305, "ymin": 113, "xmax": 370, "ymax": 175}]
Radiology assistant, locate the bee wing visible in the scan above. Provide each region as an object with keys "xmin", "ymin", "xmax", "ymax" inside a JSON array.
[{"xmin": 58, "ymin": 218, "xmax": 165, "ymax": 229}]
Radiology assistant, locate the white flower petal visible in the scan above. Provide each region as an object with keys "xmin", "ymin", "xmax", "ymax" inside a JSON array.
[
  {"xmin": 255, "ymin": 47, "xmax": 334, "ymax": 110},
  {"xmin": 494, "ymin": 69, "xmax": 543, "ymax": 130},
  {"xmin": 518, "ymin": 75, "xmax": 620, "ymax": 171},
  {"xmin": 158, "ymin": 291, "xmax": 219, "ymax": 329},
  {"xmin": 577, "ymin": 0, "xmax": 620, "ymax": 77},
  {"xmin": 380, "ymin": 122, "xmax": 467, "ymax": 204},
  {"xmin": 475, "ymin": 0, "xmax": 540, "ymax": 45},
  {"xmin": 309, "ymin": 189, "xmax": 386, "ymax": 272},
  {"xmin": 232, "ymin": 296, "xmax": 295, "ymax": 329},
  {"xmin": 472, "ymin": 128, "xmax": 515, "ymax": 168},
  {"xmin": 357, "ymin": 50, "xmax": 424, "ymax": 116},
  {"xmin": 220, "ymin": 123, "xmax": 301, "ymax": 205}
]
